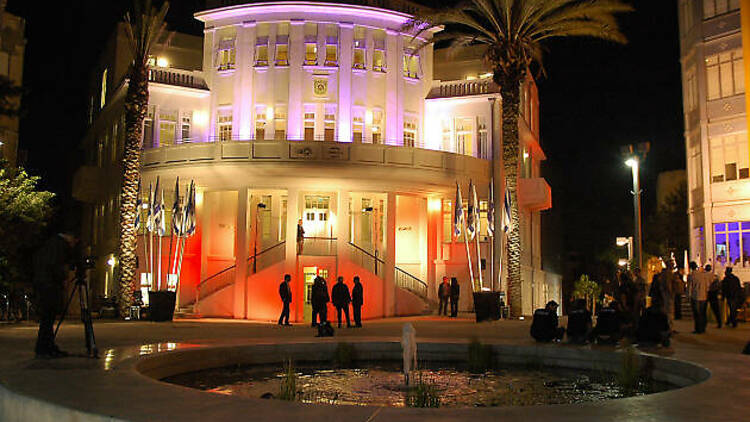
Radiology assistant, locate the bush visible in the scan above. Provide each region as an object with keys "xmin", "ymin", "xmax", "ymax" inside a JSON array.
[
  {"xmin": 405, "ymin": 373, "xmax": 441, "ymax": 408},
  {"xmin": 467, "ymin": 338, "xmax": 493, "ymax": 373},
  {"xmin": 278, "ymin": 359, "xmax": 297, "ymax": 401},
  {"xmin": 332, "ymin": 342, "xmax": 356, "ymax": 367},
  {"xmin": 617, "ymin": 345, "xmax": 641, "ymax": 396}
]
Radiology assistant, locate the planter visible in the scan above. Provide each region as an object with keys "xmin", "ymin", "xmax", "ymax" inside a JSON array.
[
  {"xmin": 473, "ymin": 291, "xmax": 501, "ymax": 322},
  {"xmin": 147, "ymin": 291, "xmax": 176, "ymax": 322}
]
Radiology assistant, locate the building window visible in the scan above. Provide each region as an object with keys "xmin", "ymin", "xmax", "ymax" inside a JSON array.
[
  {"xmin": 180, "ymin": 113, "xmax": 191, "ymax": 142},
  {"xmin": 371, "ymin": 111, "xmax": 383, "ymax": 144},
  {"xmin": 680, "ymin": 0, "xmax": 694, "ymax": 35},
  {"xmin": 703, "ymin": 0, "xmax": 739, "ymax": 19},
  {"xmin": 442, "ymin": 118, "xmax": 453, "ymax": 152},
  {"xmin": 275, "ymin": 43, "xmax": 288, "ymax": 66},
  {"xmin": 159, "ymin": 110, "xmax": 177, "ymax": 147},
  {"xmin": 274, "ymin": 106, "xmax": 287, "ymax": 140},
  {"xmin": 403, "ymin": 49, "xmax": 419, "ymax": 79},
  {"xmin": 706, "ymin": 49, "xmax": 744, "ymax": 100},
  {"xmin": 710, "ymin": 133, "xmax": 749, "ymax": 183},
  {"xmin": 325, "ymin": 25, "xmax": 338, "ymax": 66},
  {"xmin": 403, "ymin": 120, "xmax": 417, "ymax": 147},
  {"xmin": 304, "ymin": 111, "xmax": 315, "ymax": 141},
  {"xmin": 217, "ymin": 110, "xmax": 232, "ymax": 142},
  {"xmin": 217, "ymin": 38, "xmax": 236, "ymax": 71},
  {"xmin": 685, "ymin": 67, "xmax": 698, "ymax": 112},
  {"xmin": 688, "ymin": 143, "xmax": 703, "ymax": 190},
  {"xmin": 324, "ymin": 111, "xmax": 336, "ymax": 141},
  {"xmin": 478, "ymin": 118, "xmax": 489, "ymax": 159},
  {"xmin": 143, "ymin": 107, "xmax": 154, "ymax": 148},
  {"xmin": 521, "ymin": 147, "xmax": 532, "ymax": 178},
  {"xmin": 255, "ymin": 107, "xmax": 267, "ymax": 140},
  {"xmin": 100, "ymin": 69, "xmax": 107, "ymax": 109},
  {"xmin": 373, "ymin": 33, "xmax": 386, "ymax": 72},
  {"xmin": 442, "ymin": 200, "xmax": 452, "ymax": 243},
  {"xmin": 353, "ymin": 27, "xmax": 366, "ymax": 69},
  {"xmin": 255, "ymin": 37, "xmax": 269, "ymax": 67},
  {"xmin": 304, "ymin": 23, "xmax": 318, "ymax": 66},
  {"xmin": 261, "ymin": 194, "xmax": 272, "ymax": 240},
  {"xmin": 352, "ymin": 115, "xmax": 364, "ymax": 143},
  {"xmin": 714, "ymin": 221, "xmax": 750, "ymax": 267},
  {"xmin": 455, "ymin": 118, "xmax": 473, "ymax": 156}
]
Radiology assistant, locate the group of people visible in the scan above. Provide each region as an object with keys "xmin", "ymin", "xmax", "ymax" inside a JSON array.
[
  {"xmin": 278, "ymin": 274, "xmax": 364, "ymax": 328},
  {"xmin": 687, "ymin": 263, "xmax": 745, "ymax": 333},
  {"xmin": 437, "ymin": 277, "xmax": 460, "ymax": 317}
]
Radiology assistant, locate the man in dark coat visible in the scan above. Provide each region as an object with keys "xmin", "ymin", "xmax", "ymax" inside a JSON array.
[
  {"xmin": 566, "ymin": 298, "xmax": 592, "ymax": 344},
  {"xmin": 591, "ymin": 301, "xmax": 623, "ymax": 345},
  {"xmin": 331, "ymin": 276, "xmax": 352, "ymax": 328},
  {"xmin": 706, "ymin": 265, "xmax": 723, "ymax": 328},
  {"xmin": 278, "ymin": 274, "xmax": 292, "ymax": 326},
  {"xmin": 351, "ymin": 276, "xmax": 363, "ymax": 327},
  {"xmin": 33, "ymin": 232, "xmax": 77, "ymax": 358},
  {"xmin": 437, "ymin": 277, "xmax": 450, "ymax": 316},
  {"xmin": 530, "ymin": 300, "xmax": 564, "ymax": 342},
  {"xmin": 722, "ymin": 267, "xmax": 743, "ymax": 328},
  {"xmin": 311, "ymin": 276, "xmax": 330, "ymax": 327},
  {"xmin": 637, "ymin": 305, "xmax": 671, "ymax": 347},
  {"xmin": 449, "ymin": 277, "xmax": 460, "ymax": 317}
]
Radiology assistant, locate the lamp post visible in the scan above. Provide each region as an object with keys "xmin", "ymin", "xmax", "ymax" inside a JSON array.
[
  {"xmin": 621, "ymin": 143, "xmax": 649, "ymax": 272},
  {"xmin": 253, "ymin": 203, "xmax": 267, "ymax": 274}
]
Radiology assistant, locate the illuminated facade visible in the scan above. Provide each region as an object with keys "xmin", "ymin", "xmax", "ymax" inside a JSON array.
[
  {"xmin": 0, "ymin": 6, "xmax": 25, "ymax": 167},
  {"xmin": 75, "ymin": 0, "xmax": 560, "ymax": 320},
  {"xmin": 678, "ymin": 0, "xmax": 750, "ymax": 279}
]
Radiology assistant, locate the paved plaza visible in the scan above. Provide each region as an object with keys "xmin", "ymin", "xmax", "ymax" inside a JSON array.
[{"xmin": 0, "ymin": 315, "xmax": 749, "ymax": 421}]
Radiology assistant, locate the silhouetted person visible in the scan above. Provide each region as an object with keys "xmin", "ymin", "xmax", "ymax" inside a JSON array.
[
  {"xmin": 687, "ymin": 262, "xmax": 709, "ymax": 334},
  {"xmin": 722, "ymin": 267, "xmax": 743, "ymax": 328},
  {"xmin": 632, "ymin": 268, "xmax": 647, "ymax": 321},
  {"xmin": 296, "ymin": 219, "xmax": 305, "ymax": 254},
  {"xmin": 637, "ymin": 306, "xmax": 671, "ymax": 347},
  {"xmin": 278, "ymin": 274, "xmax": 292, "ymax": 326},
  {"xmin": 566, "ymin": 298, "xmax": 592, "ymax": 344},
  {"xmin": 649, "ymin": 263, "xmax": 675, "ymax": 329},
  {"xmin": 33, "ymin": 231, "xmax": 77, "ymax": 358},
  {"xmin": 332, "ymin": 276, "xmax": 352, "ymax": 328},
  {"xmin": 449, "ymin": 277, "xmax": 460, "ymax": 317},
  {"xmin": 438, "ymin": 276, "xmax": 450, "ymax": 316},
  {"xmin": 673, "ymin": 268, "xmax": 685, "ymax": 320},
  {"xmin": 592, "ymin": 301, "xmax": 623, "ymax": 345},
  {"xmin": 311, "ymin": 276, "xmax": 329, "ymax": 327},
  {"xmin": 531, "ymin": 301, "xmax": 564, "ymax": 342},
  {"xmin": 706, "ymin": 265, "xmax": 722, "ymax": 328},
  {"xmin": 351, "ymin": 276, "xmax": 363, "ymax": 327}
]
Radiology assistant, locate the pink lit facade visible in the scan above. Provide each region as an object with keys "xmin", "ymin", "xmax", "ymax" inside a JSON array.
[{"xmin": 76, "ymin": 1, "xmax": 560, "ymax": 320}]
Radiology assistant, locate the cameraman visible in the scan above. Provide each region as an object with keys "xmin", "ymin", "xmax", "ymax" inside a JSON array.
[{"xmin": 33, "ymin": 229, "xmax": 77, "ymax": 358}]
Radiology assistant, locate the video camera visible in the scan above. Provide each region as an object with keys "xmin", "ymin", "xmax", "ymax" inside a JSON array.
[{"xmin": 73, "ymin": 255, "xmax": 97, "ymax": 281}]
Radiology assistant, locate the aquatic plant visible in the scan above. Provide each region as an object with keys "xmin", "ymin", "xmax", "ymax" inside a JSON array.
[
  {"xmin": 617, "ymin": 345, "xmax": 641, "ymax": 396},
  {"xmin": 467, "ymin": 338, "xmax": 493, "ymax": 373},
  {"xmin": 278, "ymin": 359, "xmax": 297, "ymax": 401},
  {"xmin": 332, "ymin": 342, "xmax": 357, "ymax": 368},
  {"xmin": 405, "ymin": 372, "xmax": 441, "ymax": 408}
]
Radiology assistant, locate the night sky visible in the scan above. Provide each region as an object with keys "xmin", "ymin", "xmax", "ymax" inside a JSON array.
[{"xmin": 7, "ymin": 0, "xmax": 684, "ymax": 281}]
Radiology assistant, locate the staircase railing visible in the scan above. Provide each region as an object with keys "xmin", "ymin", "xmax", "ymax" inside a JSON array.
[
  {"xmin": 395, "ymin": 267, "xmax": 428, "ymax": 299},
  {"xmin": 300, "ymin": 237, "xmax": 337, "ymax": 256},
  {"xmin": 348, "ymin": 242, "xmax": 384, "ymax": 275},
  {"xmin": 194, "ymin": 241, "xmax": 286, "ymax": 306}
]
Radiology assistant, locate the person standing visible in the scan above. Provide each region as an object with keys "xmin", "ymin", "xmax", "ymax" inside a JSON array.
[
  {"xmin": 331, "ymin": 276, "xmax": 352, "ymax": 328},
  {"xmin": 311, "ymin": 276, "xmax": 329, "ymax": 327},
  {"xmin": 296, "ymin": 219, "xmax": 305, "ymax": 255},
  {"xmin": 632, "ymin": 268, "xmax": 647, "ymax": 320},
  {"xmin": 449, "ymin": 277, "xmax": 460, "ymax": 317},
  {"xmin": 33, "ymin": 231, "xmax": 77, "ymax": 358},
  {"xmin": 706, "ymin": 265, "xmax": 723, "ymax": 328},
  {"xmin": 687, "ymin": 262, "xmax": 709, "ymax": 334},
  {"xmin": 722, "ymin": 267, "xmax": 743, "ymax": 328},
  {"xmin": 673, "ymin": 269, "xmax": 685, "ymax": 320},
  {"xmin": 650, "ymin": 262, "xmax": 675, "ymax": 329},
  {"xmin": 437, "ymin": 277, "xmax": 450, "ymax": 316},
  {"xmin": 278, "ymin": 274, "xmax": 292, "ymax": 326},
  {"xmin": 351, "ymin": 276, "xmax": 363, "ymax": 327}
]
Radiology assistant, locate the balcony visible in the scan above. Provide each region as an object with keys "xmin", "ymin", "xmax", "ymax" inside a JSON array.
[
  {"xmin": 518, "ymin": 177, "xmax": 551, "ymax": 212},
  {"xmin": 427, "ymin": 79, "xmax": 500, "ymax": 99},
  {"xmin": 148, "ymin": 68, "xmax": 208, "ymax": 90}
]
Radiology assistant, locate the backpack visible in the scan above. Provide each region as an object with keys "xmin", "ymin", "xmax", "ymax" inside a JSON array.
[{"xmin": 316, "ymin": 321, "xmax": 334, "ymax": 337}]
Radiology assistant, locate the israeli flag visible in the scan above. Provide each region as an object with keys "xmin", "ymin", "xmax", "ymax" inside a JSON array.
[
  {"xmin": 184, "ymin": 181, "xmax": 196, "ymax": 236},
  {"xmin": 172, "ymin": 177, "xmax": 182, "ymax": 236},
  {"xmin": 146, "ymin": 182, "xmax": 154, "ymax": 233},
  {"xmin": 454, "ymin": 182, "xmax": 463, "ymax": 238},
  {"xmin": 487, "ymin": 179, "xmax": 495, "ymax": 237}
]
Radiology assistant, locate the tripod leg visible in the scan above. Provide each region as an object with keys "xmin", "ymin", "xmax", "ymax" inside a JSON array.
[
  {"xmin": 78, "ymin": 282, "xmax": 98, "ymax": 358},
  {"xmin": 54, "ymin": 284, "xmax": 79, "ymax": 338}
]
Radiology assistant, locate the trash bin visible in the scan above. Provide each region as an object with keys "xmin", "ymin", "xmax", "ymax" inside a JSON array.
[
  {"xmin": 473, "ymin": 291, "xmax": 501, "ymax": 322},
  {"xmin": 147, "ymin": 291, "xmax": 176, "ymax": 322}
]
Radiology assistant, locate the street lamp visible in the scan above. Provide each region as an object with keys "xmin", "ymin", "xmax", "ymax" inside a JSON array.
[
  {"xmin": 620, "ymin": 143, "xmax": 649, "ymax": 272},
  {"xmin": 253, "ymin": 203, "xmax": 267, "ymax": 274}
]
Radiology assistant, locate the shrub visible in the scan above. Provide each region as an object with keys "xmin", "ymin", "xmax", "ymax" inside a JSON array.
[
  {"xmin": 405, "ymin": 373, "xmax": 441, "ymax": 408},
  {"xmin": 617, "ymin": 345, "xmax": 641, "ymax": 396},
  {"xmin": 278, "ymin": 359, "xmax": 297, "ymax": 401}
]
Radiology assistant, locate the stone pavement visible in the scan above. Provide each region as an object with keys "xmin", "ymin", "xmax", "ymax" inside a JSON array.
[{"xmin": 0, "ymin": 315, "xmax": 749, "ymax": 421}]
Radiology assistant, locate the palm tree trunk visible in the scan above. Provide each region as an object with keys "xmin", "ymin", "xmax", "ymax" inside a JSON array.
[
  {"xmin": 500, "ymin": 81, "xmax": 522, "ymax": 318},
  {"xmin": 117, "ymin": 66, "xmax": 149, "ymax": 317}
]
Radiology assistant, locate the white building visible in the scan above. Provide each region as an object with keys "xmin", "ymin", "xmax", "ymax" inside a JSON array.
[
  {"xmin": 74, "ymin": 0, "xmax": 560, "ymax": 321},
  {"xmin": 678, "ymin": 0, "xmax": 750, "ymax": 279},
  {"xmin": 0, "ymin": 5, "xmax": 25, "ymax": 167}
]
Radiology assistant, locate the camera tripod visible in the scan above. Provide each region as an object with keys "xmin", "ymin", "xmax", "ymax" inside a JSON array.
[{"xmin": 54, "ymin": 274, "xmax": 98, "ymax": 358}]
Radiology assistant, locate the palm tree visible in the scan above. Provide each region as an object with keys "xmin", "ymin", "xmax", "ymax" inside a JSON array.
[
  {"xmin": 407, "ymin": 0, "xmax": 631, "ymax": 317},
  {"xmin": 117, "ymin": 0, "xmax": 169, "ymax": 317}
]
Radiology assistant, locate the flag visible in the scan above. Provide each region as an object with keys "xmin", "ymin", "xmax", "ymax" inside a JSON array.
[
  {"xmin": 135, "ymin": 178, "xmax": 142, "ymax": 231},
  {"xmin": 466, "ymin": 180, "xmax": 476, "ymax": 240},
  {"xmin": 502, "ymin": 182, "xmax": 513, "ymax": 234},
  {"xmin": 156, "ymin": 188, "xmax": 166, "ymax": 236},
  {"xmin": 184, "ymin": 180, "xmax": 196, "ymax": 236},
  {"xmin": 453, "ymin": 182, "xmax": 463, "ymax": 238},
  {"xmin": 172, "ymin": 177, "xmax": 182, "ymax": 236},
  {"xmin": 471, "ymin": 180, "xmax": 480, "ymax": 239},
  {"xmin": 146, "ymin": 182, "xmax": 154, "ymax": 233},
  {"xmin": 487, "ymin": 179, "xmax": 495, "ymax": 237}
]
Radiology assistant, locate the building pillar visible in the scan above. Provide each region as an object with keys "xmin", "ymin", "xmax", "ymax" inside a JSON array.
[
  {"xmin": 196, "ymin": 187, "xmax": 208, "ymax": 314},
  {"xmin": 384, "ymin": 192, "xmax": 397, "ymax": 317},
  {"xmin": 238, "ymin": 23, "xmax": 255, "ymax": 140},
  {"xmin": 288, "ymin": 20, "xmax": 304, "ymax": 140},
  {"xmin": 338, "ymin": 23, "xmax": 353, "ymax": 142},
  {"xmin": 234, "ymin": 187, "xmax": 249, "ymax": 319},
  {"xmin": 385, "ymin": 29, "xmax": 403, "ymax": 145},
  {"xmin": 284, "ymin": 187, "xmax": 300, "ymax": 320},
  {"xmin": 426, "ymin": 197, "xmax": 439, "ymax": 302},
  {"xmin": 336, "ymin": 189, "xmax": 351, "ymax": 264}
]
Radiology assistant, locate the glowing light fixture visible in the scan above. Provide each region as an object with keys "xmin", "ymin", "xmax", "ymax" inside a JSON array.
[
  {"xmin": 465, "ymin": 75, "xmax": 476, "ymax": 80},
  {"xmin": 427, "ymin": 198, "xmax": 441, "ymax": 213},
  {"xmin": 265, "ymin": 106, "xmax": 274, "ymax": 122},
  {"xmin": 107, "ymin": 256, "xmax": 117, "ymax": 267},
  {"xmin": 523, "ymin": 151, "xmax": 529, "ymax": 159},
  {"xmin": 618, "ymin": 258, "xmax": 629, "ymax": 267},
  {"xmin": 479, "ymin": 72, "xmax": 493, "ymax": 79},
  {"xmin": 365, "ymin": 110, "xmax": 373, "ymax": 125},
  {"xmin": 156, "ymin": 57, "xmax": 169, "ymax": 68},
  {"xmin": 193, "ymin": 111, "xmax": 208, "ymax": 126},
  {"xmin": 625, "ymin": 157, "xmax": 637, "ymax": 167}
]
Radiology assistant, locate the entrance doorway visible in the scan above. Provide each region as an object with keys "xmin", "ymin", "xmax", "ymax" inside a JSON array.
[
  {"xmin": 303, "ymin": 266, "xmax": 329, "ymax": 322},
  {"xmin": 303, "ymin": 195, "xmax": 331, "ymax": 238}
]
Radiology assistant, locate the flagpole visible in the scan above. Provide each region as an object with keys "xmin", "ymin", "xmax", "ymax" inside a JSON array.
[
  {"xmin": 489, "ymin": 238, "xmax": 494, "ymax": 291},
  {"xmin": 157, "ymin": 233, "xmax": 163, "ymax": 291},
  {"xmin": 462, "ymin": 215, "xmax": 475, "ymax": 291}
]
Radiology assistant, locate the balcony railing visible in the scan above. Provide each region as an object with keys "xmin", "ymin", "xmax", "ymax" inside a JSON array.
[
  {"xmin": 395, "ymin": 267, "xmax": 428, "ymax": 299},
  {"xmin": 204, "ymin": 0, "xmax": 426, "ymax": 15},
  {"xmin": 148, "ymin": 68, "xmax": 208, "ymax": 90},
  {"xmin": 300, "ymin": 237, "xmax": 337, "ymax": 256},
  {"xmin": 427, "ymin": 79, "xmax": 499, "ymax": 99},
  {"xmin": 348, "ymin": 242, "xmax": 384, "ymax": 276}
]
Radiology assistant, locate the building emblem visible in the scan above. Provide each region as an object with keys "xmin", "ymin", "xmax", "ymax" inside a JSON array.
[{"xmin": 314, "ymin": 79, "xmax": 328, "ymax": 97}]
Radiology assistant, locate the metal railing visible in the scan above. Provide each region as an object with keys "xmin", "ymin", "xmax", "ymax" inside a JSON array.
[
  {"xmin": 300, "ymin": 237, "xmax": 337, "ymax": 256},
  {"xmin": 348, "ymin": 242, "xmax": 384, "ymax": 275},
  {"xmin": 148, "ymin": 68, "xmax": 208, "ymax": 90},
  {"xmin": 395, "ymin": 267, "xmax": 428, "ymax": 299},
  {"xmin": 250, "ymin": 241, "xmax": 286, "ymax": 274},
  {"xmin": 428, "ymin": 79, "xmax": 499, "ymax": 99}
]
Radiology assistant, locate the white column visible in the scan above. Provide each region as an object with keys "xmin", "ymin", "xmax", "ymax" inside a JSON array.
[
  {"xmin": 196, "ymin": 188, "xmax": 208, "ymax": 314},
  {"xmin": 288, "ymin": 20, "xmax": 305, "ymax": 140},
  {"xmin": 384, "ymin": 192, "xmax": 397, "ymax": 317},
  {"xmin": 239, "ymin": 23, "xmax": 256, "ymax": 140},
  {"xmin": 203, "ymin": 28, "xmax": 215, "ymax": 90},
  {"xmin": 285, "ymin": 188, "xmax": 300, "ymax": 320},
  {"xmin": 234, "ymin": 187, "xmax": 249, "ymax": 319},
  {"xmin": 385, "ymin": 30, "xmax": 402, "ymax": 145},
  {"xmin": 338, "ymin": 23, "xmax": 353, "ymax": 142},
  {"xmin": 336, "ymin": 190, "xmax": 351, "ymax": 262}
]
